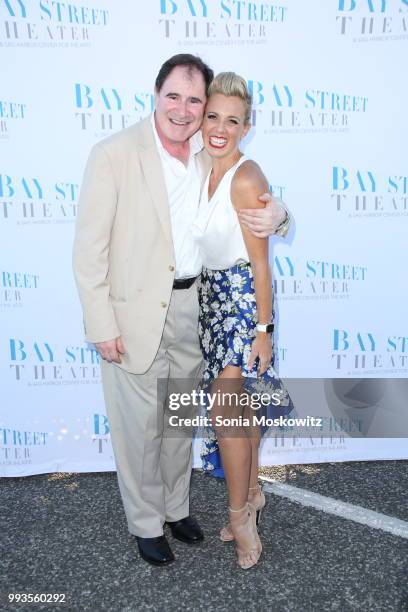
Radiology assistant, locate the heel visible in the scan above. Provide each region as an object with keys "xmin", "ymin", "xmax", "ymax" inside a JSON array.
[{"xmin": 249, "ymin": 484, "xmax": 266, "ymax": 528}]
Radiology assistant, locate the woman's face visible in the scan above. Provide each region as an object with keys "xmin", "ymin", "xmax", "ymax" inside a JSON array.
[{"xmin": 202, "ymin": 93, "xmax": 250, "ymax": 161}]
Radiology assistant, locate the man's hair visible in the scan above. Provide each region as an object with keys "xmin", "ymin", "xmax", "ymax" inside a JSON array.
[
  {"xmin": 155, "ymin": 54, "xmax": 214, "ymax": 95},
  {"xmin": 208, "ymin": 72, "xmax": 252, "ymax": 125}
]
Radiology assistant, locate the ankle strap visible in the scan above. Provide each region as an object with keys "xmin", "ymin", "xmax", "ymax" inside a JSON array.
[
  {"xmin": 229, "ymin": 503, "xmax": 248, "ymax": 513},
  {"xmin": 249, "ymin": 484, "xmax": 261, "ymax": 491}
]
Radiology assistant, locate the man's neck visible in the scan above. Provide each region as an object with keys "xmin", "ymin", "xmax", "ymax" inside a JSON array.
[{"xmin": 154, "ymin": 116, "xmax": 191, "ymax": 165}]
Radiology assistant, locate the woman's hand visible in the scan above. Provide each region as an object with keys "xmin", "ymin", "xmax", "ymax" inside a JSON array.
[{"xmin": 248, "ymin": 333, "xmax": 273, "ymax": 375}]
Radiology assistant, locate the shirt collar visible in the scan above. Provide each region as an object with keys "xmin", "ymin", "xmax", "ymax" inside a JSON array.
[{"xmin": 150, "ymin": 112, "xmax": 203, "ymax": 159}]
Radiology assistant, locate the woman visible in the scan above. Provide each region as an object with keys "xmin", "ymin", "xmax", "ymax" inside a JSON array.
[{"xmin": 193, "ymin": 73, "xmax": 293, "ymax": 569}]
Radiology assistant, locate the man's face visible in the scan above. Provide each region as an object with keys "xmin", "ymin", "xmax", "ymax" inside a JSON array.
[{"xmin": 154, "ymin": 66, "xmax": 206, "ymax": 145}]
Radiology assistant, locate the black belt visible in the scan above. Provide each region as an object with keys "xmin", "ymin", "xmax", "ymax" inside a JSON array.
[{"xmin": 173, "ymin": 276, "xmax": 197, "ymax": 290}]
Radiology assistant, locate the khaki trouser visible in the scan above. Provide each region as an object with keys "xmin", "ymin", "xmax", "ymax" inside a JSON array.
[{"xmin": 100, "ymin": 281, "xmax": 203, "ymax": 537}]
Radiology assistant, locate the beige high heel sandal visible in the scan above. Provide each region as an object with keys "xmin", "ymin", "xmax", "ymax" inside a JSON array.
[
  {"xmin": 229, "ymin": 503, "xmax": 262, "ymax": 570},
  {"xmin": 220, "ymin": 484, "xmax": 266, "ymax": 542}
]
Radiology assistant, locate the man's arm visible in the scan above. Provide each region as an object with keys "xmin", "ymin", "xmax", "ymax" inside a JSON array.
[
  {"xmin": 72, "ymin": 143, "xmax": 121, "ymax": 344},
  {"xmin": 238, "ymin": 194, "xmax": 291, "ymax": 239}
]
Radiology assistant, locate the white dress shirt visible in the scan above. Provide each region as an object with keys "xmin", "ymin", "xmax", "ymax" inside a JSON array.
[{"xmin": 151, "ymin": 113, "xmax": 203, "ymax": 279}]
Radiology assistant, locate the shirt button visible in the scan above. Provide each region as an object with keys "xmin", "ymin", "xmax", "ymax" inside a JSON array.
[
  {"xmin": 161, "ymin": 301, "xmax": 167, "ymax": 308},
  {"xmin": 169, "ymin": 265, "xmax": 175, "ymax": 272}
]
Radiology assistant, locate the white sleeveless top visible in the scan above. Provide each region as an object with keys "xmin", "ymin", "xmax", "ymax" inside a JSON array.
[{"xmin": 192, "ymin": 156, "xmax": 250, "ymax": 270}]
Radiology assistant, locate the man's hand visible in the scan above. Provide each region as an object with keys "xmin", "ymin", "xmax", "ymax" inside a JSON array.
[
  {"xmin": 238, "ymin": 193, "xmax": 286, "ymax": 238},
  {"xmin": 95, "ymin": 336, "xmax": 125, "ymax": 364}
]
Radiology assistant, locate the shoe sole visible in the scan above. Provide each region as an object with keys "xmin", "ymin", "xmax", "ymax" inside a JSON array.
[
  {"xmin": 170, "ymin": 534, "xmax": 204, "ymax": 545},
  {"xmin": 138, "ymin": 552, "xmax": 175, "ymax": 566}
]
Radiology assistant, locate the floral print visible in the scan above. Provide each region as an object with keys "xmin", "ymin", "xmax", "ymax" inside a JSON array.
[{"xmin": 197, "ymin": 262, "xmax": 295, "ymax": 477}]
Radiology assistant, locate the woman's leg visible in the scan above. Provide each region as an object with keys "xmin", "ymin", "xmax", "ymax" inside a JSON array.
[
  {"xmin": 243, "ymin": 405, "xmax": 264, "ymax": 511},
  {"xmin": 210, "ymin": 365, "xmax": 261, "ymax": 568},
  {"xmin": 210, "ymin": 364, "xmax": 251, "ymax": 510},
  {"xmin": 219, "ymin": 403, "xmax": 264, "ymax": 542},
  {"xmin": 242, "ymin": 402, "xmax": 261, "ymax": 490}
]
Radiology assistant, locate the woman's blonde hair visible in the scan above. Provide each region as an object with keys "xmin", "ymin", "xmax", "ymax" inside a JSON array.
[{"xmin": 208, "ymin": 72, "xmax": 252, "ymax": 125}]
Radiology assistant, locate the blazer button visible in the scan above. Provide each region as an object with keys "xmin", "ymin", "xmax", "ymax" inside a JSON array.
[
  {"xmin": 161, "ymin": 301, "xmax": 167, "ymax": 308},
  {"xmin": 169, "ymin": 265, "xmax": 175, "ymax": 272}
]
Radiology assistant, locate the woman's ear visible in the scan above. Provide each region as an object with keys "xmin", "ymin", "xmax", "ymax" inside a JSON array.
[{"xmin": 242, "ymin": 123, "xmax": 251, "ymax": 139}]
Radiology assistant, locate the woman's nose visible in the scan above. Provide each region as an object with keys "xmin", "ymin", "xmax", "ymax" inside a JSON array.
[{"xmin": 214, "ymin": 121, "xmax": 227, "ymax": 134}]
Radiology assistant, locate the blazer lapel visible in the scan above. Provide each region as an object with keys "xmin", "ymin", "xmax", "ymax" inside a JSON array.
[{"xmin": 138, "ymin": 117, "xmax": 173, "ymax": 246}]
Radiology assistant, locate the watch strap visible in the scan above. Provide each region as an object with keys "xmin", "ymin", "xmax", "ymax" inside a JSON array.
[{"xmin": 256, "ymin": 323, "xmax": 274, "ymax": 333}]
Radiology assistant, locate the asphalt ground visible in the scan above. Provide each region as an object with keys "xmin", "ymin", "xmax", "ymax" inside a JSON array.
[{"xmin": 1, "ymin": 461, "xmax": 407, "ymax": 612}]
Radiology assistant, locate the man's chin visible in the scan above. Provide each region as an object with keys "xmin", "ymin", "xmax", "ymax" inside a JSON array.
[{"xmin": 168, "ymin": 126, "xmax": 199, "ymax": 142}]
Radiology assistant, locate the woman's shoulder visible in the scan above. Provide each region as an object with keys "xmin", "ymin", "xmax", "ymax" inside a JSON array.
[
  {"xmin": 231, "ymin": 159, "xmax": 269, "ymax": 209},
  {"xmin": 236, "ymin": 158, "xmax": 262, "ymax": 176}
]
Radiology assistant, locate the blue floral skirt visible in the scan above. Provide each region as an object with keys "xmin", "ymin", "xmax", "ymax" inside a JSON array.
[{"xmin": 197, "ymin": 262, "xmax": 294, "ymax": 478}]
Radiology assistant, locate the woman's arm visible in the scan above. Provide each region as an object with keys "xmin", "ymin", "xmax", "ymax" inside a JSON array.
[
  {"xmin": 231, "ymin": 160, "xmax": 273, "ymax": 374},
  {"xmin": 238, "ymin": 194, "xmax": 291, "ymax": 238}
]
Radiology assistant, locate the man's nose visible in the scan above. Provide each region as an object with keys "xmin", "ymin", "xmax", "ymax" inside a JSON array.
[{"xmin": 177, "ymin": 99, "xmax": 188, "ymax": 116}]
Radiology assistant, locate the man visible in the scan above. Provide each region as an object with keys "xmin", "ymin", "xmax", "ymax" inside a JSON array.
[{"xmin": 73, "ymin": 54, "xmax": 290, "ymax": 566}]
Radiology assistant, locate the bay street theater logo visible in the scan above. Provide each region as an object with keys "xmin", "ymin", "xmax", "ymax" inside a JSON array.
[
  {"xmin": 0, "ymin": 270, "xmax": 39, "ymax": 309},
  {"xmin": 273, "ymin": 255, "xmax": 367, "ymax": 300},
  {"xmin": 252, "ymin": 81, "xmax": 368, "ymax": 134},
  {"xmin": 0, "ymin": 0, "xmax": 110, "ymax": 47},
  {"xmin": 0, "ymin": 173, "xmax": 79, "ymax": 224},
  {"xmin": 74, "ymin": 83, "xmax": 154, "ymax": 136},
  {"xmin": 8, "ymin": 338, "xmax": 101, "ymax": 386},
  {"xmin": 331, "ymin": 328, "xmax": 408, "ymax": 375},
  {"xmin": 0, "ymin": 99, "xmax": 27, "ymax": 140},
  {"xmin": 330, "ymin": 166, "xmax": 408, "ymax": 218},
  {"xmin": 0, "ymin": 425, "xmax": 47, "ymax": 467},
  {"xmin": 157, "ymin": 0, "xmax": 288, "ymax": 45},
  {"xmin": 92, "ymin": 413, "xmax": 113, "ymax": 457},
  {"xmin": 335, "ymin": 0, "xmax": 408, "ymax": 42}
]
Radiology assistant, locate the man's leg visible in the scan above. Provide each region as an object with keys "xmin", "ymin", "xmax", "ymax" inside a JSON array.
[
  {"xmin": 100, "ymin": 346, "xmax": 169, "ymax": 538},
  {"xmin": 160, "ymin": 282, "xmax": 203, "ymax": 522}
]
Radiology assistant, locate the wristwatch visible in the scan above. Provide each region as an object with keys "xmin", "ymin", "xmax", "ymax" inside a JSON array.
[
  {"xmin": 274, "ymin": 198, "xmax": 291, "ymax": 238},
  {"xmin": 256, "ymin": 323, "xmax": 274, "ymax": 333}
]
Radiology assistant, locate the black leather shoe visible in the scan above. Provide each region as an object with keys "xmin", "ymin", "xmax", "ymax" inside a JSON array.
[
  {"xmin": 136, "ymin": 535, "xmax": 175, "ymax": 566},
  {"xmin": 166, "ymin": 516, "xmax": 204, "ymax": 544}
]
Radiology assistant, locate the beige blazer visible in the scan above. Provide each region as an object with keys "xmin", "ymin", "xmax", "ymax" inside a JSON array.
[{"xmin": 73, "ymin": 116, "xmax": 211, "ymax": 374}]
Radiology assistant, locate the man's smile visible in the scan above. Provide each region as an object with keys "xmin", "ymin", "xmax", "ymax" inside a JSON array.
[{"xmin": 169, "ymin": 118, "xmax": 192, "ymax": 126}]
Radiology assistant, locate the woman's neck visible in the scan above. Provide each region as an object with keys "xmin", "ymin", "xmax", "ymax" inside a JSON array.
[
  {"xmin": 210, "ymin": 151, "xmax": 243, "ymax": 182},
  {"xmin": 208, "ymin": 151, "xmax": 243, "ymax": 199}
]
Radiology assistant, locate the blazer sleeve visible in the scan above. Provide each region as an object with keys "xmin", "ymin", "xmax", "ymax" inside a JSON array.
[
  {"xmin": 274, "ymin": 198, "xmax": 292, "ymax": 238},
  {"xmin": 72, "ymin": 143, "xmax": 121, "ymax": 343}
]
